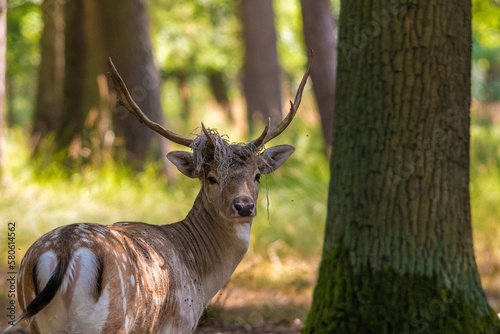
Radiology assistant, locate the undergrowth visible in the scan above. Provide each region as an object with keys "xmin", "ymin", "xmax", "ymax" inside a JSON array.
[
  {"xmin": 1, "ymin": 119, "xmax": 500, "ymax": 262},
  {"xmin": 0, "ymin": 119, "xmax": 329, "ymax": 264}
]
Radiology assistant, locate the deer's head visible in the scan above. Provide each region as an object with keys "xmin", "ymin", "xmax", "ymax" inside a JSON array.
[
  {"xmin": 167, "ymin": 131, "xmax": 295, "ymax": 222},
  {"xmin": 107, "ymin": 52, "xmax": 312, "ymax": 223}
]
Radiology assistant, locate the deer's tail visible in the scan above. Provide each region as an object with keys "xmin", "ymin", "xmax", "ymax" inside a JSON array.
[{"xmin": 17, "ymin": 253, "xmax": 71, "ymax": 324}]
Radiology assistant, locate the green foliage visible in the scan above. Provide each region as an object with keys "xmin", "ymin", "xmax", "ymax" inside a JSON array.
[
  {"xmin": 275, "ymin": 0, "xmax": 306, "ymax": 77},
  {"xmin": 6, "ymin": 0, "xmax": 498, "ymax": 125},
  {"xmin": 6, "ymin": 1, "xmax": 42, "ymax": 124},
  {"xmin": 149, "ymin": 0, "xmax": 241, "ymax": 74},
  {"xmin": 472, "ymin": 0, "xmax": 500, "ymax": 49},
  {"xmin": 470, "ymin": 120, "xmax": 500, "ymax": 242},
  {"xmin": 472, "ymin": 41, "xmax": 500, "ymax": 102},
  {"xmin": 471, "ymin": 0, "xmax": 500, "ymax": 102},
  {"xmin": 148, "ymin": 0, "xmax": 313, "ymax": 80}
]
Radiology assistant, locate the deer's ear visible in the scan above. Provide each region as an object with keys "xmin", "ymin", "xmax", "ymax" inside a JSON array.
[
  {"xmin": 259, "ymin": 145, "xmax": 295, "ymax": 175},
  {"xmin": 167, "ymin": 151, "xmax": 199, "ymax": 178}
]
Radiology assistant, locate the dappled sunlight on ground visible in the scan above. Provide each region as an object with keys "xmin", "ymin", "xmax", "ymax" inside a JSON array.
[
  {"xmin": 475, "ymin": 232, "xmax": 500, "ymax": 311},
  {"xmin": 206, "ymin": 256, "xmax": 318, "ymax": 323},
  {"xmin": 197, "ymin": 255, "xmax": 318, "ymax": 333}
]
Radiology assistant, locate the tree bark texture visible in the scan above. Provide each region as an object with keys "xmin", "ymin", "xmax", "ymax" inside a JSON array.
[
  {"xmin": 96, "ymin": 0, "xmax": 169, "ymax": 169},
  {"xmin": 0, "ymin": 0, "xmax": 6, "ymax": 176},
  {"xmin": 300, "ymin": 0, "xmax": 337, "ymax": 153},
  {"xmin": 303, "ymin": 0, "xmax": 499, "ymax": 332},
  {"xmin": 241, "ymin": 0, "xmax": 282, "ymax": 130},
  {"xmin": 32, "ymin": 0, "xmax": 65, "ymax": 151}
]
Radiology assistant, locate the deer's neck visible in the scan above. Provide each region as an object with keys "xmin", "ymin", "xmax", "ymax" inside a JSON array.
[{"xmin": 165, "ymin": 192, "xmax": 251, "ymax": 305}]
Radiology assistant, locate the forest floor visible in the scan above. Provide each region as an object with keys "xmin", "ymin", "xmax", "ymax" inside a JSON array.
[{"xmin": 1, "ymin": 252, "xmax": 500, "ymax": 333}]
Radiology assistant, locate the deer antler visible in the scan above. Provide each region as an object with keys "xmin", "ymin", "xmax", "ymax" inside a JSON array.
[
  {"xmin": 107, "ymin": 58, "xmax": 193, "ymax": 147},
  {"xmin": 201, "ymin": 122, "xmax": 215, "ymax": 149},
  {"xmin": 248, "ymin": 49, "xmax": 314, "ymax": 150}
]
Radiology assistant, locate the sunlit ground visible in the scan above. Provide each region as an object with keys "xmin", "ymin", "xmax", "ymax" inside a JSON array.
[{"xmin": 1, "ymin": 107, "xmax": 500, "ymax": 331}]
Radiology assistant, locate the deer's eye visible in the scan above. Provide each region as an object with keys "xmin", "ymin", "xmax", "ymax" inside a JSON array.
[
  {"xmin": 255, "ymin": 173, "xmax": 261, "ymax": 183},
  {"xmin": 208, "ymin": 176, "xmax": 218, "ymax": 185}
]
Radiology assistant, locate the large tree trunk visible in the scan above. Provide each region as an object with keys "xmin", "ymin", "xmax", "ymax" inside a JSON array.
[
  {"xmin": 0, "ymin": 0, "xmax": 7, "ymax": 179},
  {"xmin": 96, "ymin": 0, "xmax": 169, "ymax": 170},
  {"xmin": 303, "ymin": 0, "xmax": 499, "ymax": 332},
  {"xmin": 241, "ymin": 0, "xmax": 281, "ymax": 132},
  {"xmin": 32, "ymin": 0, "xmax": 65, "ymax": 152},
  {"xmin": 300, "ymin": 0, "xmax": 337, "ymax": 153}
]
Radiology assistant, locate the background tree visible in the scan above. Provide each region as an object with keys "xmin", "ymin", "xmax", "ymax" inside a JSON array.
[
  {"xmin": 241, "ymin": 0, "xmax": 281, "ymax": 130},
  {"xmin": 207, "ymin": 69, "xmax": 232, "ymax": 120},
  {"xmin": 31, "ymin": 0, "xmax": 64, "ymax": 153},
  {"xmin": 303, "ymin": 0, "xmax": 500, "ymax": 332},
  {"xmin": 300, "ymin": 0, "xmax": 337, "ymax": 153},
  {"xmin": 96, "ymin": 0, "xmax": 169, "ymax": 169},
  {"xmin": 0, "ymin": 0, "xmax": 6, "ymax": 179},
  {"xmin": 52, "ymin": 0, "xmax": 169, "ymax": 170},
  {"xmin": 55, "ymin": 0, "xmax": 86, "ymax": 153}
]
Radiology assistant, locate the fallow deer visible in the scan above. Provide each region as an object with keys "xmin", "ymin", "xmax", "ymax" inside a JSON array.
[{"xmin": 14, "ymin": 52, "xmax": 312, "ymax": 334}]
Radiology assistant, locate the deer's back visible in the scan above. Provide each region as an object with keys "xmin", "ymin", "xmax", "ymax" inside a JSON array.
[{"xmin": 18, "ymin": 222, "xmax": 204, "ymax": 334}]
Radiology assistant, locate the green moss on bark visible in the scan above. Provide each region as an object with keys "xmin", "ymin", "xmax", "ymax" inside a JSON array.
[{"xmin": 303, "ymin": 243, "xmax": 500, "ymax": 334}]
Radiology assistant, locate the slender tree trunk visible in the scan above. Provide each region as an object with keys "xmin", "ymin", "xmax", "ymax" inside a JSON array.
[
  {"xmin": 303, "ymin": 0, "xmax": 499, "ymax": 332},
  {"xmin": 240, "ymin": 0, "xmax": 281, "ymax": 131},
  {"xmin": 96, "ymin": 0, "xmax": 170, "ymax": 170},
  {"xmin": 32, "ymin": 0, "xmax": 65, "ymax": 152},
  {"xmin": 176, "ymin": 71, "xmax": 191, "ymax": 121},
  {"xmin": 56, "ymin": 0, "xmax": 86, "ymax": 151},
  {"xmin": 0, "ymin": 0, "xmax": 7, "ymax": 179},
  {"xmin": 208, "ymin": 70, "xmax": 233, "ymax": 120},
  {"xmin": 300, "ymin": 0, "xmax": 337, "ymax": 153}
]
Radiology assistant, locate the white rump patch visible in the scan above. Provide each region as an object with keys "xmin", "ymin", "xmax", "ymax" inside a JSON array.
[
  {"xmin": 61, "ymin": 248, "xmax": 98, "ymax": 293},
  {"xmin": 37, "ymin": 250, "xmax": 58, "ymax": 290},
  {"xmin": 35, "ymin": 248, "xmax": 109, "ymax": 334}
]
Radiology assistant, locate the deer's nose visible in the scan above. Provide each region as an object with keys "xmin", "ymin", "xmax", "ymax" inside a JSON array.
[{"xmin": 233, "ymin": 197, "xmax": 255, "ymax": 217}]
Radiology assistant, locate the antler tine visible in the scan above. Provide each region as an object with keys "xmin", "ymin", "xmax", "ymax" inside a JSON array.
[
  {"xmin": 247, "ymin": 118, "xmax": 271, "ymax": 149},
  {"xmin": 248, "ymin": 50, "xmax": 313, "ymax": 149},
  {"xmin": 107, "ymin": 58, "xmax": 193, "ymax": 148},
  {"xmin": 201, "ymin": 122, "xmax": 215, "ymax": 149}
]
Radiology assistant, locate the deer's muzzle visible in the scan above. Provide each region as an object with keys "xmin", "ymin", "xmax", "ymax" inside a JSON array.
[{"xmin": 233, "ymin": 197, "xmax": 255, "ymax": 217}]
